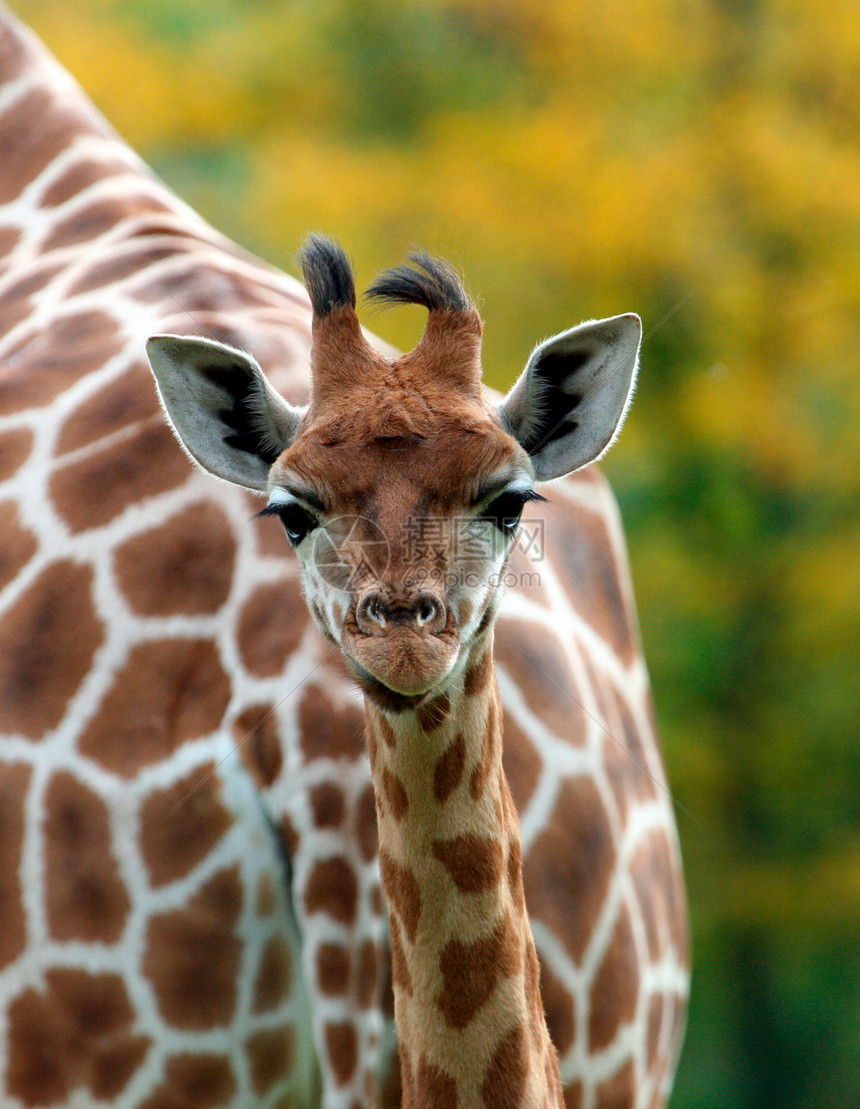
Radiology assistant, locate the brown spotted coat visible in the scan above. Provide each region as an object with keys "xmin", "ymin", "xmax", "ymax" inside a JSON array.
[{"xmin": 0, "ymin": 7, "xmax": 687, "ymax": 1109}]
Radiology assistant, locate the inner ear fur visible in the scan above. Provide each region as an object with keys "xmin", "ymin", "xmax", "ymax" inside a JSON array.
[
  {"xmin": 146, "ymin": 334, "xmax": 305, "ymax": 491},
  {"xmin": 499, "ymin": 314, "xmax": 641, "ymax": 481}
]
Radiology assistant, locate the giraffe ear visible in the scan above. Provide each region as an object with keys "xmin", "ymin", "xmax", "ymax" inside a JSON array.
[
  {"xmin": 146, "ymin": 334, "xmax": 305, "ymax": 492},
  {"xmin": 498, "ymin": 314, "xmax": 641, "ymax": 481}
]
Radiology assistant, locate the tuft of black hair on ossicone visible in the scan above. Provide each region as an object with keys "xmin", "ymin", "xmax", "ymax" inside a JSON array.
[
  {"xmin": 298, "ymin": 233, "xmax": 357, "ymax": 316},
  {"xmin": 365, "ymin": 250, "xmax": 472, "ymax": 314}
]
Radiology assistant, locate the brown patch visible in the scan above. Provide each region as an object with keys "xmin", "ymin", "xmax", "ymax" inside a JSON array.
[
  {"xmin": 317, "ymin": 943, "xmax": 350, "ymax": 996},
  {"xmin": 355, "ymin": 782, "xmax": 379, "ymax": 862},
  {"xmin": 438, "ymin": 914, "xmax": 521, "ymax": 1028},
  {"xmin": 0, "ymin": 262, "xmax": 65, "ymax": 336},
  {"xmin": 50, "ymin": 421, "xmax": 188, "ymax": 533},
  {"xmin": 39, "ymin": 157, "xmax": 131, "ymax": 208},
  {"xmin": 254, "ymin": 935, "xmax": 293, "ymax": 1013},
  {"xmin": 0, "ymin": 763, "xmax": 29, "ymax": 970},
  {"xmin": 40, "ymin": 195, "xmax": 160, "ymax": 253},
  {"xmin": 506, "ymin": 835, "xmax": 526, "ymax": 914},
  {"xmin": 630, "ymin": 829, "xmax": 688, "ymax": 965},
  {"xmin": 140, "ymin": 1055, "xmax": 236, "ymax": 1109},
  {"xmin": 79, "ymin": 638, "xmax": 230, "ymax": 777},
  {"xmin": 381, "ymin": 767, "xmax": 409, "ymax": 821},
  {"xmin": 539, "ymin": 955, "xmax": 576, "ymax": 1055},
  {"xmin": 464, "ymin": 648, "xmax": 493, "ymax": 696},
  {"xmin": 68, "ymin": 243, "xmax": 180, "ymax": 296},
  {"xmin": 114, "ymin": 501, "xmax": 236, "ymax": 616},
  {"xmin": 0, "ymin": 225, "xmax": 21, "ymax": 262},
  {"xmin": 325, "ymin": 1022, "xmax": 358, "ymax": 1086},
  {"xmin": 238, "ymin": 581, "xmax": 308, "ymax": 677},
  {"xmin": 581, "ymin": 654, "xmax": 612, "ymax": 730},
  {"xmin": 2, "ymin": 260, "xmax": 65, "ymax": 302},
  {"xmin": 564, "ymin": 1081, "xmax": 584, "ymax": 1109},
  {"xmin": 388, "ymin": 915, "xmax": 412, "ymax": 994},
  {"xmin": 0, "ymin": 311, "xmax": 123, "ymax": 416},
  {"xmin": 415, "ymin": 691, "xmax": 451, "ymax": 733},
  {"xmin": 0, "ymin": 427, "xmax": 32, "ymax": 480},
  {"xmin": 145, "ymin": 868, "xmax": 242, "ymax": 1029},
  {"xmin": 377, "ymin": 713, "xmax": 397, "ymax": 748},
  {"xmin": 0, "ymin": 560, "xmax": 103, "ymax": 740},
  {"xmin": 298, "ymin": 683, "xmax": 364, "ymax": 761},
  {"xmin": 304, "ymin": 857, "xmax": 358, "ymax": 924},
  {"xmin": 357, "ymin": 939, "xmax": 380, "ymax": 1008},
  {"xmin": 522, "ymin": 777, "xmax": 615, "ymax": 964},
  {"xmin": 500, "ymin": 712, "xmax": 543, "ymax": 814},
  {"xmin": 601, "ymin": 692, "xmax": 658, "ymax": 826},
  {"xmin": 149, "ymin": 1054, "xmax": 236, "ymax": 1107},
  {"xmin": 280, "ymin": 814, "xmax": 300, "ymax": 857},
  {"xmin": 414, "ymin": 1057, "xmax": 459, "ymax": 1108},
  {"xmin": 0, "ymin": 89, "xmax": 89, "ymax": 205},
  {"xmin": 544, "ymin": 505, "xmax": 636, "ymax": 665},
  {"xmin": 480, "ymin": 1022, "xmax": 528, "ymax": 1109},
  {"xmin": 310, "ymin": 781, "xmax": 346, "ymax": 828},
  {"xmin": 526, "ymin": 942, "xmax": 543, "ymax": 1029},
  {"xmin": 434, "ymin": 732, "xmax": 466, "ymax": 803},
  {"xmin": 594, "ymin": 1060, "xmax": 635, "ymax": 1109},
  {"xmin": 44, "ymin": 771, "xmax": 130, "ymax": 942},
  {"xmin": 495, "ymin": 619, "xmax": 588, "ymax": 744},
  {"xmin": 0, "ymin": 500, "xmax": 36, "ymax": 591},
  {"xmin": 588, "ymin": 904, "xmax": 639, "ymax": 1052},
  {"xmin": 0, "ymin": 20, "xmax": 29, "ymax": 81},
  {"xmin": 469, "ymin": 699, "xmax": 499, "ymax": 801},
  {"xmin": 379, "ymin": 850, "xmax": 422, "ymax": 943},
  {"xmin": 55, "ymin": 366, "xmax": 159, "ymax": 455},
  {"xmin": 432, "ymin": 833, "xmax": 504, "ymax": 893},
  {"xmin": 246, "ymin": 1027, "xmax": 295, "ymax": 1096},
  {"xmin": 0, "ymin": 285, "xmax": 31, "ymax": 339},
  {"xmin": 235, "ymin": 704, "xmax": 283, "ymax": 788},
  {"xmin": 139, "ymin": 764, "xmax": 233, "ymax": 888},
  {"xmin": 6, "ymin": 969, "xmax": 149, "ymax": 1104}
]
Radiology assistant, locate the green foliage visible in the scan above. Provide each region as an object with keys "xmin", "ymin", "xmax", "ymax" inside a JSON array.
[{"xmin": 11, "ymin": 0, "xmax": 860, "ymax": 1103}]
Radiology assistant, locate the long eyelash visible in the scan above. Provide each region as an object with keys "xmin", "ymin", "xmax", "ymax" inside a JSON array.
[
  {"xmin": 521, "ymin": 490, "xmax": 548, "ymax": 504},
  {"xmin": 254, "ymin": 503, "xmax": 284, "ymax": 519}
]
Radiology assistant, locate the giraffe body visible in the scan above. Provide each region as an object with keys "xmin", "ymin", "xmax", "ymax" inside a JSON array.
[{"xmin": 0, "ymin": 7, "xmax": 687, "ymax": 1108}]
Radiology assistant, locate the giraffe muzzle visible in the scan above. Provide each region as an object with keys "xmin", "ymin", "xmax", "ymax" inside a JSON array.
[{"xmin": 345, "ymin": 588, "xmax": 459, "ymax": 698}]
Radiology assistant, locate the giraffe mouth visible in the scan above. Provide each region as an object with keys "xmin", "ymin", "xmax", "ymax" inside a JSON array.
[
  {"xmin": 342, "ymin": 625, "xmax": 460, "ymax": 709},
  {"xmin": 345, "ymin": 657, "xmax": 432, "ymax": 712}
]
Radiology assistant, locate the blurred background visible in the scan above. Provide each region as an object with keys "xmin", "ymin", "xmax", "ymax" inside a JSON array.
[{"xmin": 10, "ymin": 1, "xmax": 860, "ymax": 1105}]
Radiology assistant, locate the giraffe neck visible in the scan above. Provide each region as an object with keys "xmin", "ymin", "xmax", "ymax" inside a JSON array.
[{"xmin": 365, "ymin": 632, "xmax": 563, "ymax": 1109}]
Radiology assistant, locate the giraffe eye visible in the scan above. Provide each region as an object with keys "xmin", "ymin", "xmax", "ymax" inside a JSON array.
[
  {"xmin": 258, "ymin": 501, "xmax": 319, "ymax": 546},
  {"xmin": 480, "ymin": 492, "xmax": 528, "ymax": 534},
  {"xmin": 277, "ymin": 503, "xmax": 318, "ymax": 546}
]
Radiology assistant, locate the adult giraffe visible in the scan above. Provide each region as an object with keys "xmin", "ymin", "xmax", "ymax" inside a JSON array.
[{"xmin": 0, "ymin": 6, "xmax": 687, "ymax": 1109}]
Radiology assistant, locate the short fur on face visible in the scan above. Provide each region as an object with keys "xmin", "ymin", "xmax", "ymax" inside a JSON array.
[{"xmin": 147, "ymin": 235, "xmax": 641, "ymax": 703}]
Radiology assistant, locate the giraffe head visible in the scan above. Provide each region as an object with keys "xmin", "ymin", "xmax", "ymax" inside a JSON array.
[{"xmin": 146, "ymin": 236, "xmax": 640, "ymax": 707}]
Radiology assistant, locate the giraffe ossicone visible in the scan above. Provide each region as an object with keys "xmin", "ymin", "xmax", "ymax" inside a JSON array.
[{"xmin": 146, "ymin": 236, "xmax": 642, "ymax": 1106}]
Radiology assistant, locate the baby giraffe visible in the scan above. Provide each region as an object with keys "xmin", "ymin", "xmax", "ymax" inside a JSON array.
[{"xmin": 147, "ymin": 236, "xmax": 640, "ymax": 1109}]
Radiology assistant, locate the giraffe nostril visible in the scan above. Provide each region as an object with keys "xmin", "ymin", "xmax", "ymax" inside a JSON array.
[
  {"xmin": 417, "ymin": 599, "xmax": 438, "ymax": 626},
  {"xmin": 413, "ymin": 591, "xmax": 446, "ymax": 632},
  {"xmin": 356, "ymin": 591, "xmax": 388, "ymax": 633},
  {"xmin": 356, "ymin": 590, "xmax": 446, "ymax": 634}
]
